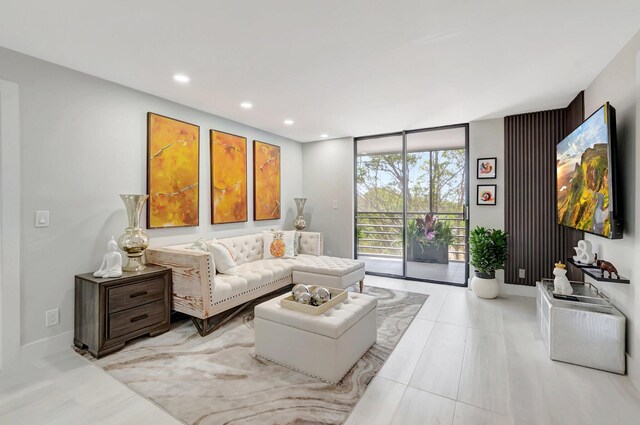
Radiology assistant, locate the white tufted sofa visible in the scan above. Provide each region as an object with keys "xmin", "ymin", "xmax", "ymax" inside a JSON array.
[{"xmin": 146, "ymin": 232, "xmax": 365, "ymax": 336}]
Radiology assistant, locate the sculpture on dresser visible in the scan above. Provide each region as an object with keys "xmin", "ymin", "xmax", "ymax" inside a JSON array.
[
  {"xmin": 93, "ymin": 236, "xmax": 123, "ymax": 278},
  {"xmin": 293, "ymin": 197, "xmax": 307, "ymax": 230},
  {"xmin": 118, "ymin": 194, "xmax": 150, "ymax": 272},
  {"xmin": 597, "ymin": 259, "xmax": 620, "ymax": 279},
  {"xmin": 573, "ymin": 239, "xmax": 595, "ymax": 265},
  {"xmin": 553, "ymin": 262, "xmax": 572, "ymax": 295}
]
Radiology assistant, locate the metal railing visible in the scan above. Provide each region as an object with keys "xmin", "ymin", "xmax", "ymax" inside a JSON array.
[{"xmin": 356, "ymin": 211, "xmax": 467, "ymax": 261}]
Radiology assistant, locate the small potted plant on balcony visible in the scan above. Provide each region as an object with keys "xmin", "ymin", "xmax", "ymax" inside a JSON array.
[
  {"xmin": 407, "ymin": 214, "xmax": 454, "ymax": 264},
  {"xmin": 469, "ymin": 226, "xmax": 508, "ymax": 299}
]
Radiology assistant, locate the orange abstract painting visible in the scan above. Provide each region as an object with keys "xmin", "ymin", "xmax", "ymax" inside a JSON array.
[
  {"xmin": 210, "ymin": 130, "xmax": 247, "ymax": 224},
  {"xmin": 147, "ymin": 113, "xmax": 199, "ymax": 228},
  {"xmin": 253, "ymin": 140, "xmax": 281, "ymax": 221}
]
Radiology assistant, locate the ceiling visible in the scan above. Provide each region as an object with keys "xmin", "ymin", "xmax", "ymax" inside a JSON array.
[{"xmin": 0, "ymin": 1, "xmax": 638, "ymax": 142}]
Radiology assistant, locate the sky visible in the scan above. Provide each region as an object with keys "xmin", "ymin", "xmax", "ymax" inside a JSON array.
[{"xmin": 557, "ymin": 106, "xmax": 609, "ymax": 172}]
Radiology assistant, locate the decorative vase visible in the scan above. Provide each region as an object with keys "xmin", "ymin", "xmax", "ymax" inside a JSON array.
[
  {"xmin": 294, "ymin": 197, "xmax": 307, "ymax": 230},
  {"xmin": 471, "ymin": 271, "xmax": 499, "ymax": 299},
  {"xmin": 117, "ymin": 194, "xmax": 150, "ymax": 272}
]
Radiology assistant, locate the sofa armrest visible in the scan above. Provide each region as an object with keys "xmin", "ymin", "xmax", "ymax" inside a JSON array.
[
  {"xmin": 145, "ymin": 248, "xmax": 214, "ymax": 319},
  {"xmin": 298, "ymin": 231, "xmax": 323, "ymax": 256}
]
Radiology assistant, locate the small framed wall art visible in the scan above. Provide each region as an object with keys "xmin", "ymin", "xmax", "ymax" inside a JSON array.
[
  {"xmin": 147, "ymin": 112, "xmax": 200, "ymax": 228},
  {"xmin": 210, "ymin": 130, "xmax": 248, "ymax": 224},
  {"xmin": 253, "ymin": 140, "xmax": 281, "ymax": 221},
  {"xmin": 477, "ymin": 157, "xmax": 497, "ymax": 179},
  {"xmin": 477, "ymin": 184, "xmax": 497, "ymax": 206}
]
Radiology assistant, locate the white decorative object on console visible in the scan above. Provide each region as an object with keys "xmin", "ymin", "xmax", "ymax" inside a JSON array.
[
  {"xmin": 573, "ymin": 239, "xmax": 595, "ymax": 264},
  {"xmin": 553, "ymin": 262, "xmax": 573, "ymax": 295},
  {"xmin": 93, "ymin": 236, "xmax": 123, "ymax": 278}
]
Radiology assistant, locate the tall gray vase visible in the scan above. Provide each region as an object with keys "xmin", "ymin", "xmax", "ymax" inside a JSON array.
[
  {"xmin": 294, "ymin": 197, "xmax": 307, "ymax": 230},
  {"xmin": 117, "ymin": 194, "xmax": 150, "ymax": 272}
]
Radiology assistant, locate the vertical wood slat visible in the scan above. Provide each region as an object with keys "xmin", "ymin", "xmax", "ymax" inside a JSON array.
[{"xmin": 505, "ymin": 109, "xmax": 566, "ymax": 286}]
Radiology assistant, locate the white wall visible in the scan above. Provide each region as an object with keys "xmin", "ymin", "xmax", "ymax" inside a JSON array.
[
  {"xmin": 0, "ymin": 46, "xmax": 303, "ymax": 351},
  {"xmin": 582, "ymin": 30, "xmax": 640, "ymax": 390},
  {"xmin": 301, "ymin": 137, "xmax": 354, "ymax": 258},
  {"xmin": 467, "ymin": 118, "xmax": 529, "ymax": 296}
]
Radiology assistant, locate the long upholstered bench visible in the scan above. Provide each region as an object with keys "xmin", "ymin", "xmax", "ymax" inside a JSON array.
[{"xmin": 145, "ymin": 231, "xmax": 365, "ymax": 336}]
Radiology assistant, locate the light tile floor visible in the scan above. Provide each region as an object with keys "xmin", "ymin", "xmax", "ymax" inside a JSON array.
[{"xmin": 2, "ymin": 275, "xmax": 640, "ymax": 425}]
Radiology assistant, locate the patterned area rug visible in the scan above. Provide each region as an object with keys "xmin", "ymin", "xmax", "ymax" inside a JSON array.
[{"xmin": 82, "ymin": 287, "xmax": 428, "ymax": 425}]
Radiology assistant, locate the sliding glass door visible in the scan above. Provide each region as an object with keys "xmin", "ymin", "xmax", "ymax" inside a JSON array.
[{"xmin": 355, "ymin": 125, "xmax": 469, "ymax": 286}]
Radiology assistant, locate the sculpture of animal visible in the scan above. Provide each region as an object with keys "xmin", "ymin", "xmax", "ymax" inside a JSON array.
[{"xmin": 596, "ymin": 259, "xmax": 619, "ymax": 279}]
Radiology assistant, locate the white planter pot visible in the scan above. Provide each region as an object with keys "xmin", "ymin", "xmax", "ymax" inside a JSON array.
[{"xmin": 471, "ymin": 274, "xmax": 499, "ymax": 299}]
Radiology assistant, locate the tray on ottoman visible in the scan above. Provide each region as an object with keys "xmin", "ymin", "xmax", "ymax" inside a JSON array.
[{"xmin": 280, "ymin": 286, "xmax": 347, "ymax": 315}]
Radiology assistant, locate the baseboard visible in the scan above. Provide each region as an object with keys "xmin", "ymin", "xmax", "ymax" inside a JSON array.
[
  {"xmin": 500, "ymin": 282, "xmax": 536, "ymax": 297},
  {"xmin": 21, "ymin": 330, "xmax": 74, "ymax": 363}
]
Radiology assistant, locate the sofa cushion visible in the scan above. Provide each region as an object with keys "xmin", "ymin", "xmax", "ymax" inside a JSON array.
[
  {"xmin": 212, "ymin": 258, "xmax": 298, "ymax": 302},
  {"xmin": 294, "ymin": 255, "xmax": 365, "ymax": 277}
]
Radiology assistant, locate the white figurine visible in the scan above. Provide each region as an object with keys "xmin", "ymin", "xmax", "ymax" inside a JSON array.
[
  {"xmin": 573, "ymin": 239, "xmax": 595, "ymax": 265},
  {"xmin": 94, "ymin": 236, "xmax": 123, "ymax": 278},
  {"xmin": 553, "ymin": 262, "xmax": 573, "ymax": 295}
]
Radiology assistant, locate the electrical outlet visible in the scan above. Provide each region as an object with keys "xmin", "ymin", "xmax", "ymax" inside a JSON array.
[
  {"xmin": 326, "ymin": 250, "xmax": 332, "ymax": 255},
  {"xmin": 518, "ymin": 268, "xmax": 526, "ymax": 279},
  {"xmin": 46, "ymin": 308, "xmax": 59, "ymax": 327}
]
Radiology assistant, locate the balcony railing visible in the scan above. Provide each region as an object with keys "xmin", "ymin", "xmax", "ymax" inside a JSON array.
[{"xmin": 356, "ymin": 211, "xmax": 467, "ymax": 261}]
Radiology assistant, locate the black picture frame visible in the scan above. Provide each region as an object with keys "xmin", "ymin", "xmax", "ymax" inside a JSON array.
[
  {"xmin": 477, "ymin": 157, "xmax": 497, "ymax": 179},
  {"xmin": 477, "ymin": 184, "xmax": 497, "ymax": 206}
]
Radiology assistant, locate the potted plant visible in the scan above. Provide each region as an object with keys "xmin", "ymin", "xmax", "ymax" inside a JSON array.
[
  {"xmin": 469, "ymin": 226, "xmax": 508, "ymax": 299},
  {"xmin": 407, "ymin": 214, "xmax": 454, "ymax": 264}
]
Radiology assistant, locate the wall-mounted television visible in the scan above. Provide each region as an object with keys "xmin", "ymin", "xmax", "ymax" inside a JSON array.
[{"xmin": 556, "ymin": 102, "xmax": 623, "ymax": 239}]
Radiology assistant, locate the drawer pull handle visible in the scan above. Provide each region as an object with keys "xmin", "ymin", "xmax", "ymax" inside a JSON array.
[
  {"xmin": 130, "ymin": 314, "xmax": 148, "ymax": 322},
  {"xmin": 130, "ymin": 291, "xmax": 148, "ymax": 298}
]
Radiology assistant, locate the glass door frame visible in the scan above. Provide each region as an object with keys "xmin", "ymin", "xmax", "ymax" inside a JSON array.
[{"xmin": 353, "ymin": 123, "xmax": 470, "ymax": 287}]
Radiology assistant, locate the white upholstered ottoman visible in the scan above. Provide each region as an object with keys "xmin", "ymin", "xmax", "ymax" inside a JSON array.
[
  {"xmin": 254, "ymin": 292, "xmax": 377, "ymax": 384},
  {"xmin": 293, "ymin": 256, "xmax": 366, "ymax": 292}
]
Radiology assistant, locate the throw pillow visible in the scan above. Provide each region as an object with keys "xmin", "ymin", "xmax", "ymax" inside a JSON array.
[
  {"xmin": 208, "ymin": 242, "xmax": 239, "ymax": 275},
  {"xmin": 263, "ymin": 230, "xmax": 295, "ymax": 259},
  {"xmin": 186, "ymin": 238, "xmax": 209, "ymax": 252}
]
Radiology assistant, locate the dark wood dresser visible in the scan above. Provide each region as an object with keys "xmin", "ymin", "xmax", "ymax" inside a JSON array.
[{"xmin": 74, "ymin": 265, "xmax": 171, "ymax": 358}]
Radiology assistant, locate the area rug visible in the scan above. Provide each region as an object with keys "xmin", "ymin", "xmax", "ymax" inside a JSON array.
[{"xmin": 82, "ymin": 287, "xmax": 428, "ymax": 425}]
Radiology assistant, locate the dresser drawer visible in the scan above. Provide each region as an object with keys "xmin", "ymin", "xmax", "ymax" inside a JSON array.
[
  {"xmin": 108, "ymin": 300, "xmax": 166, "ymax": 340},
  {"xmin": 108, "ymin": 278, "xmax": 166, "ymax": 313}
]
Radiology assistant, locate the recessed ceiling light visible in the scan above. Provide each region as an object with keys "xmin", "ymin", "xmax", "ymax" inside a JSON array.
[
  {"xmin": 284, "ymin": 119, "xmax": 294, "ymax": 125},
  {"xmin": 173, "ymin": 74, "xmax": 190, "ymax": 83},
  {"xmin": 240, "ymin": 102, "xmax": 253, "ymax": 109},
  {"xmin": 320, "ymin": 134, "xmax": 329, "ymax": 138}
]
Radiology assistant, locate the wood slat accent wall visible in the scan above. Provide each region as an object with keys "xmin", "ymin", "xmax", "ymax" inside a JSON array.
[
  {"xmin": 562, "ymin": 92, "xmax": 585, "ymax": 281},
  {"xmin": 504, "ymin": 92, "xmax": 584, "ymax": 286},
  {"xmin": 505, "ymin": 109, "xmax": 565, "ymax": 285}
]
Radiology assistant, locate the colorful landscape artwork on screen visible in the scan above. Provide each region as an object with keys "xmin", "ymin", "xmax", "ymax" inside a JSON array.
[{"xmin": 557, "ymin": 106, "xmax": 610, "ymax": 237}]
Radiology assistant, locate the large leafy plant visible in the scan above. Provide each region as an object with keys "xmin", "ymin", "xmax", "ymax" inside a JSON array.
[
  {"xmin": 409, "ymin": 214, "xmax": 454, "ymax": 249},
  {"xmin": 469, "ymin": 227, "xmax": 508, "ymax": 274}
]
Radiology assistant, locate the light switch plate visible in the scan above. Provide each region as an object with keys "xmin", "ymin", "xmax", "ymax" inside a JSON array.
[
  {"xmin": 35, "ymin": 211, "xmax": 50, "ymax": 228},
  {"xmin": 332, "ymin": 200, "xmax": 338, "ymax": 209}
]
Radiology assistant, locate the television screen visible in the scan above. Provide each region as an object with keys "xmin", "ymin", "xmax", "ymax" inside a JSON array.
[{"xmin": 556, "ymin": 103, "xmax": 621, "ymax": 238}]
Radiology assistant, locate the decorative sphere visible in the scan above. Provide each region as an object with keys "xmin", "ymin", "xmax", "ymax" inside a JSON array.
[
  {"xmin": 292, "ymin": 284, "xmax": 310, "ymax": 301},
  {"xmin": 311, "ymin": 287, "xmax": 332, "ymax": 305},
  {"xmin": 295, "ymin": 292, "xmax": 312, "ymax": 305}
]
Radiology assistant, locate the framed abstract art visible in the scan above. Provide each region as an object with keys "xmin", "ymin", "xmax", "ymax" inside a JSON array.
[
  {"xmin": 210, "ymin": 130, "xmax": 248, "ymax": 224},
  {"xmin": 147, "ymin": 112, "xmax": 200, "ymax": 228},
  {"xmin": 477, "ymin": 184, "xmax": 497, "ymax": 206},
  {"xmin": 253, "ymin": 140, "xmax": 281, "ymax": 221},
  {"xmin": 477, "ymin": 157, "xmax": 497, "ymax": 179}
]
